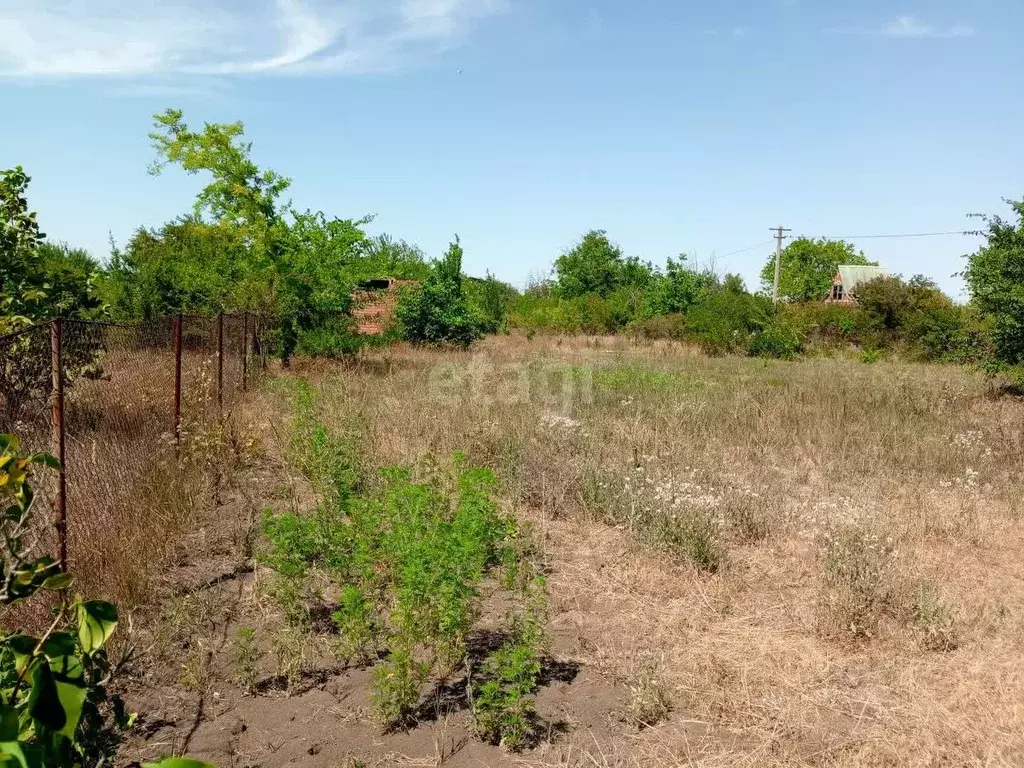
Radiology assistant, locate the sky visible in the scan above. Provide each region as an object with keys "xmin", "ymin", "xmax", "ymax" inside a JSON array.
[{"xmin": 2, "ymin": 0, "xmax": 1023, "ymax": 298}]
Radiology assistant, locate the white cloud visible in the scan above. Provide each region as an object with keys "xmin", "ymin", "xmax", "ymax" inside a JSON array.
[
  {"xmin": 880, "ymin": 16, "xmax": 976, "ymax": 38},
  {"xmin": 0, "ymin": 0, "xmax": 507, "ymax": 78}
]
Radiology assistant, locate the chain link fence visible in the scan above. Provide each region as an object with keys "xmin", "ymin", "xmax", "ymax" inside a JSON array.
[{"xmin": 0, "ymin": 313, "xmax": 269, "ymax": 603}]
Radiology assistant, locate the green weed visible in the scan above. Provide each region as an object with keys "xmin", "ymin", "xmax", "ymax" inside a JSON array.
[
  {"xmin": 233, "ymin": 627, "xmax": 264, "ymax": 695},
  {"xmin": 471, "ymin": 577, "xmax": 547, "ymax": 751}
]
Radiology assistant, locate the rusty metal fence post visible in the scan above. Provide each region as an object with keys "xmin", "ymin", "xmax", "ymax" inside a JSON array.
[
  {"xmin": 242, "ymin": 313, "xmax": 249, "ymax": 392},
  {"xmin": 50, "ymin": 319, "xmax": 68, "ymax": 572},
  {"xmin": 173, "ymin": 314, "xmax": 183, "ymax": 449},
  {"xmin": 217, "ymin": 312, "xmax": 224, "ymax": 413}
]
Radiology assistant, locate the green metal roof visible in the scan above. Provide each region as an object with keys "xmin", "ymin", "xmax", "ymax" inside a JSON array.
[{"xmin": 838, "ymin": 265, "xmax": 889, "ymax": 295}]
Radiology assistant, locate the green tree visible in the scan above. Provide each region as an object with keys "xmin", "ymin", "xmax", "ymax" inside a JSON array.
[
  {"xmin": 145, "ymin": 109, "xmax": 379, "ymax": 362},
  {"xmin": 963, "ymin": 199, "xmax": 1024, "ymax": 365},
  {"xmin": 397, "ymin": 238, "xmax": 482, "ymax": 346},
  {"xmin": 0, "ymin": 167, "xmax": 47, "ymax": 332},
  {"xmin": 648, "ymin": 256, "xmax": 718, "ymax": 315},
  {"xmin": 554, "ymin": 230, "xmax": 625, "ymax": 299},
  {"xmin": 465, "ymin": 273, "xmax": 518, "ymax": 334},
  {"xmin": 760, "ymin": 238, "xmax": 875, "ymax": 302},
  {"xmin": 857, "ymin": 274, "xmax": 950, "ymax": 331}
]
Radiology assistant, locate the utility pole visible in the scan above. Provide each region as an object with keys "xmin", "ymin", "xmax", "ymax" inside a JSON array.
[{"xmin": 771, "ymin": 226, "xmax": 791, "ymax": 303}]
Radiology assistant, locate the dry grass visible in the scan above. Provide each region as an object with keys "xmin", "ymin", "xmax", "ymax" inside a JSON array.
[
  {"xmin": 2, "ymin": 345, "xmax": 254, "ymax": 631},
  {"xmin": 280, "ymin": 333, "xmax": 1024, "ymax": 765}
]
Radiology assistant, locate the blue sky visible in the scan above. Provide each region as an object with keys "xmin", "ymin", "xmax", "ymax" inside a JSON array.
[{"xmin": 2, "ymin": 0, "xmax": 1022, "ymax": 297}]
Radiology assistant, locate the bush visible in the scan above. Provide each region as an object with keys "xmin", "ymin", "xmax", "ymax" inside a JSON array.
[
  {"xmin": 748, "ymin": 322, "xmax": 802, "ymax": 359},
  {"xmin": 295, "ymin": 315, "xmax": 367, "ymax": 359},
  {"xmin": 626, "ymin": 313, "xmax": 688, "ymax": 341},
  {"xmin": 260, "ymin": 387, "xmax": 547, "ymax": 736},
  {"xmin": 686, "ymin": 289, "xmax": 771, "ymax": 355},
  {"xmin": 465, "ymin": 273, "xmax": 518, "ymax": 335},
  {"xmin": 396, "ymin": 238, "xmax": 482, "ymax": 347},
  {"xmin": 508, "ymin": 294, "xmax": 616, "ymax": 335}
]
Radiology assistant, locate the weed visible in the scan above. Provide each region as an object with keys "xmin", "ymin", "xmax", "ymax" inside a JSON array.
[
  {"xmin": 860, "ymin": 348, "xmax": 882, "ymax": 364},
  {"xmin": 262, "ymin": 386, "xmax": 528, "ymax": 730},
  {"xmin": 272, "ymin": 628, "xmax": 308, "ymax": 693},
  {"xmin": 233, "ymin": 627, "xmax": 265, "ymax": 694},
  {"xmin": 332, "ymin": 585, "xmax": 378, "ymax": 664},
  {"xmin": 914, "ymin": 582, "xmax": 959, "ymax": 651},
  {"xmin": 179, "ymin": 641, "xmax": 212, "ymax": 691},
  {"xmin": 265, "ymin": 573, "xmax": 311, "ymax": 629},
  {"xmin": 627, "ymin": 660, "xmax": 672, "ymax": 728},
  {"xmin": 371, "ymin": 644, "xmax": 427, "ymax": 725},
  {"xmin": 471, "ymin": 577, "xmax": 547, "ymax": 751},
  {"xmin": 819, "ymin": 523, "xmax": 903, "ymax": 639}
]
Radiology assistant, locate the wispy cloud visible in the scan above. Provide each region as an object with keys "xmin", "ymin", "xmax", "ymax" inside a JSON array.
[
  {"xmin": 0, "ymin": 0, "xmax": 508, "ymax": 78},
  {"xmin": 881, "ymin": 16, "xmax": 975, "ymax": 38},
  {"xmin": 827, "ymin": 16, "xmax": 976, "ymax": 39}
]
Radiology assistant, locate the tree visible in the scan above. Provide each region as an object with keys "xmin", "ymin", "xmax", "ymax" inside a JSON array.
[
  {"xmin": 554, "ymin": 230, "xmax": 625, "ymax": 299},
  {"xmin": 465, "ymin": 272, "xmax": 518, "ymax": 334},
  {"xmin": 397, "ymin": 237, "xmax": 482, "ymax": 346},
  {"xmin": 0, "ymin": 166, "xmax": 46, "ymax": 332},
  {"xmin": 36, "ymin": 242, "xmax": 106, "ymax": 320},
  {"xmin": 760, "ymin": 238, "xmax": 875, "ymax": 302},
  {"xmin": 963, "ymin": 199, "xmax": 1024, "ymax": 365},
  {"xmin": 857, "ymin": 274, "xmax": 950, "ymax": 331},
  {"xmin": 651, "ymin": 256, "xmax": 717, "ymax": 315},
  {"xmin": 146, "ymin": 109, "xmax": 382, "ymax": 362}
]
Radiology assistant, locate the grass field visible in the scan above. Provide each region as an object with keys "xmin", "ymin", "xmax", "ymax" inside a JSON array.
[{"xmin": 121, "ymin": 334, "xmax": 1024, "ymax": 767}]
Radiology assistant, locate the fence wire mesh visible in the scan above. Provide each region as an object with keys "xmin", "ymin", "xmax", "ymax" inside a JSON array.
[{"xmin": 0, "ymin": 313, "xmax": 268, "ymax": 602}]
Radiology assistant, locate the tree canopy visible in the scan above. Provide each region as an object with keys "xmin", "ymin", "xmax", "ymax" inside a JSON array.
[
  {"xmin": 963, "ymin": 199, "xmax": 1024, "ymax": 365},
  {"xmin": 760, "ymin": 237, "xmax": 875, "ymax": 302}
]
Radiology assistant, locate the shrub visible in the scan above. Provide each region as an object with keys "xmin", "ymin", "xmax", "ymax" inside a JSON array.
[
  {"xmin": 508, "ymin": 294, "xmax": 616, "ymax": 335},
  {"xmin": 748, "ymin": 322, "xmax": 802, "ymax": 359},
  {"xmin": 465, "ymin": 273, "xmax": 517, "ymax": 335},
  {"xmin": 818, "ymin": 523, "xmax": 903, "ymax": 639},
  {"xmin": 295, "ymin": 315, "xmax": 367, "ymax": 359},
  {"xmin": 626, "ymin": 660, "xmax": 672, "ymax": 728},
  {"xmin": 963, "ymin": 199, "xmax": 1024, "ymax": 366},
  {"xmin": 686, "ymin": 289, "xmax": 771, "ymax": 355},
  {"xmin": 784, "ymin": 302, "xmax": 874, "ymax": 348},
  {"xmin": 396, "ymin": 237, "xmax": 482, "ymax": 347},
  {"xmin": 626, "ymin": 313, "xmax": 688, "ymax": 341},
  {"xmin": 0, "ymin": 434, "xmax": 133, "ymax": 767}
]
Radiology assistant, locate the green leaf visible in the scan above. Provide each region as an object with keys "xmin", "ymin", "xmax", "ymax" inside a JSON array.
[
  {"xmin": 5, "ymin": 636, "xmax": 37, "ymax": 675},
  {"xmin": 0, "ymin": 740, "xmax": 42, "ymax": 768},
  {"xmin": 53, "ymin": 679, "xmax": 87, "ymax": 738},
  {"xmin": 0, "ymin": 706, "xmax": 18, "ymax": 742},
  {"xmin": 38, "ymin": 632, "xmax": 76, "ymax": 661},
  {"xmin": 40, "ymin": 573, "xmax": 73, "ymax": 592},
  {"xmin": 77, "ymin": 601, "xmax": 118, "ymax": 654},
  {"xmin": 142, "ymin": 759, "xmax": 217, "ymax": 768},
  {"xmin": 27, "ymin": 663, "xmax": 65, "ymax": 734},
  {"xmin": 26, "ymin": 454, "xmax": 59, "ymax": 470}
]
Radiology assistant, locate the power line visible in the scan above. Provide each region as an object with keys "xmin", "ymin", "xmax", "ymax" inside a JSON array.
[
  {"xmin": 718, "ymin": 239, "xmax": 775, "ymax": 258},
  {"xmin": 812, "ymin": 230, "xmax": 975, "ymax": 240}
]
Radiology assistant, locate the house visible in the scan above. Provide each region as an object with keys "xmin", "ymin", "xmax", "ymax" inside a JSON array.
[
  {"xmin": 351, "ymin": 279, "xmax": 418, "ymax": 335},
  {"xmin": 824, "ymin": 265, "xmax": 890, "ymax": 304}
]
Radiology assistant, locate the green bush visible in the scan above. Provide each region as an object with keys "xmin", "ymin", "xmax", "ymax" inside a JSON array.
[
  {"xmin": 295, "ymin": 315, "xmax": 365, "ymax": 358},
  {"xmin": 748, "ymin": 322, "xmax": 802, "ymax": 359},
  {"xmin": 685, "ymin": 289, "xmax": 771, "ymax": 355},
  {"xmin": 397, "ymin": 238, "xmax": 482, "ymax": 347},
  {"xmin": 508, "ymin": 294, "xmax": 616, "ymax": 335}
]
